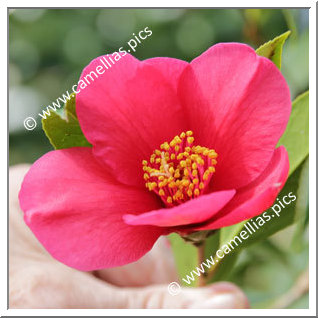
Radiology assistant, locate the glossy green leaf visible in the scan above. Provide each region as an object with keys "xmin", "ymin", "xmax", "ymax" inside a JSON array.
[
  {"xmin": 42, "ymin": 93, "xmax": 91, "ymax": 149},
  {"xmin": 278, "ymin": 91, "xmax": 309, "ymax": 175},
  {"xmin": 256, "ymin": 30, "xmax": 291, "ymax": 69}
]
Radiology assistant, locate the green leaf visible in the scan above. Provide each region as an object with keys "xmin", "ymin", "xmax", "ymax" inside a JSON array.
[
  {"xmin": 256, "ymin": 30, "xmax": 291, "ymax": 69},
  {"xmin": 208, "ymin": 251, "xmax": 239, "ymax": 283},
  {"xmin": 168, "ymin": 233, "xmax": 198, "ymax": 287},
  {"xmin": 42, "ymin": 93, "xmax": 91, "ymax": 149},
  {"xmin": 219, "ymin": 222, "xmax": 247, "ymax": 247},
  {"xmin": 291, "ymin": 157, "xmax": 309, "ymax": 252},
  {"xmin": 278, "ymin": 91, "xmax": 309, "ymax": 175}
]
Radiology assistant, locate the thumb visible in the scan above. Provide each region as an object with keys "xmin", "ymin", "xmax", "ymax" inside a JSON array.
[{"xmin": 118, "ymin": 282, "xmax": 249, "ymax": 309}]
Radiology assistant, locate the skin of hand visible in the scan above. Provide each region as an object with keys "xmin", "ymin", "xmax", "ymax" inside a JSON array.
[{"xmin": 9, "ymin": 164, "xmax": 249, "ymax": 309}]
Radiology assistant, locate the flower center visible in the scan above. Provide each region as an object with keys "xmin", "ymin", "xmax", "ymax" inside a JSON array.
[{"xmin": 142, "ymin": 131, "xmax": 217, "ymax": 207}]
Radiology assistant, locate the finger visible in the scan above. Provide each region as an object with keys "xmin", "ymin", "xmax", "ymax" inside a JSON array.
[
  {"xmin": 9, "ymin": 164, "xmax": 49, "ymax": 257},
  {"xmin": 10, "ymin": 255, "xmax": 247, "ymax": 309},
  {"xmin": 95, "ymin": 237, "xmax": 178, "ymax": 287},
  {"xmin": 10, "ymin": 259, "xmax": 127, "ymax": 309},
  {"xmin": 121, "ymin": 282, "xmax": 249, "ymax": 309}
]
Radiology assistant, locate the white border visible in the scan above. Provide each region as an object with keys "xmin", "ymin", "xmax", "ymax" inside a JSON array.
[
  {"xmin": 308, "ymin": 0, "xmax": 316, "ymax": 314},
  {"xmin": 2, "ymin": 0, "xmax": 317, "ymax": 8},
  {"xmin": 3, "ymin": 1, "xmax": 316, "ymax": 316}
]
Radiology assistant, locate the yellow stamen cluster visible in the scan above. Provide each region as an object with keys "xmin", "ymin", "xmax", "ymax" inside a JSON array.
[{"xmin": 142, "ymin": 131, "xmax": 217, "ymax": 206}]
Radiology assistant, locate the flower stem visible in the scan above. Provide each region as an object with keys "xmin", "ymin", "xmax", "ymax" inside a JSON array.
[
  {"xmin": 196, "ymin": 243, "xmax": 207, "ymax": 287},
  {"xmin": 206, "ymin": 258, "xmax": 220, "ymax": 281}
]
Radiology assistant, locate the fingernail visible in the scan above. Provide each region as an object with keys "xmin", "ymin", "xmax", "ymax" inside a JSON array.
[
  {"xmin": 187, "ymin": 283, "xmax": 249, "ymax": 309},
  {"xmin": 189, "ymin": 292, "xmax": 236, "ymax": 309}
]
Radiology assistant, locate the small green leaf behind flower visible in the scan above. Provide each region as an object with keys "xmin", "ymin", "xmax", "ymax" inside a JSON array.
[
  {"xmin": 256, "ymin": 30, "xmax": 291, "ymax": 69},
  {"xmin": 42, "ymin": 93, "xmax": 91, "ymax": 150},
  {"xmin": 278, "ymin": 91, "xmax": 309, "ymax": 175}
]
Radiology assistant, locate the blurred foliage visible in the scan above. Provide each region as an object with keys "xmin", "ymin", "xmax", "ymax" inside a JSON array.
[{"xmin": 9, "ymin": 8, "xmax": 309, "ymax": 309}]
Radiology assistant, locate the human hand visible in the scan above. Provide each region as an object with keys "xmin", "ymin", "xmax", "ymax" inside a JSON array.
[{"xmin": 9, "ymin": 165, "xmax": 249, "ymax": 309}]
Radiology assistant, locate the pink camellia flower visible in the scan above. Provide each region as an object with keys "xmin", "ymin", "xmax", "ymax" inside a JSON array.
[{"xmin": 19, "ymin": 43, "xmax": 291, "ymax": 271}]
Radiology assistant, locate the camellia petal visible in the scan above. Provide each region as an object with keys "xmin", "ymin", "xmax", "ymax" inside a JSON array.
[
  {"xmin": 179, "ymin": 43, "xmax": 291, "ymax": 191},
  {"xmin": 190, "ymin": 146, "xmax": 289, "ymax": 230},
  {"xmin": 19, "ymin": 42, "xmax": 293, "ymax": 271},
  {"xmin": 123, "ymin": 189, "xmax": 236, "ymax": 227},
  {"xmin": 19, "ymin": 148, "xmax": 165, "ymax": 271},
  {"xmin": 76, "ymin": 54, "xmax": 189, "ymax": 188}
]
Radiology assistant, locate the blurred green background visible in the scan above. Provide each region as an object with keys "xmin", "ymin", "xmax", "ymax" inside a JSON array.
[{"xmin": 9, "ymin": 8, "xmax": 309, "ymax": 309}]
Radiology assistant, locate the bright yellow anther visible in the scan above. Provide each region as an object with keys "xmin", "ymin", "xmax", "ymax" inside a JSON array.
[
  {"xmin": 168, "ymin": 181, "xmax": 176, "ymax": 188},
  {"xmin": 197, "ymin": 158, "xmax": 204, "ymax": 165},
  {"xmin": 194, "ymin": 189, "xmax": 200, "ymax": 196},
  {"xmin": 203, "ymin": 171, "xmax": 210, "ymax": 181},
  {"xmin": 177, "ymin": 153, "xmax": 183, "ymax": 160},
  {"xmin": 209, "ymin": 166, "xmax": 215, "ymax": 173},
  {"xmin": 187, "ymin": 137, "xmax": 194, "ymax": 144},
  {"xmin": 159, "ymin": 189, "xmax": 165, "ymax": 196},
  {"xmin": 180, "ymin": 160, "xmax": 187, "ymax": 168},
  {"xmin": 175, "ymin": 190, "xmax": 182, "ymax": 199},
  {"xmin": 160, "ymin": 142, "xmax": 170, "ymax": 150},
  {"xmin": 208, "ymin": 151, "xmax": 217, "ymax": 159},
  {"xmin": 182, "ymin": 179, "xmax": 190, "ymax": 187},
  {"xmin": 186, "ymin": 130, "xmax": 193, "ymax": 136},
  {"xmin": 167, "ymin": 196, "xmax": 173, "ymax": 204}
]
